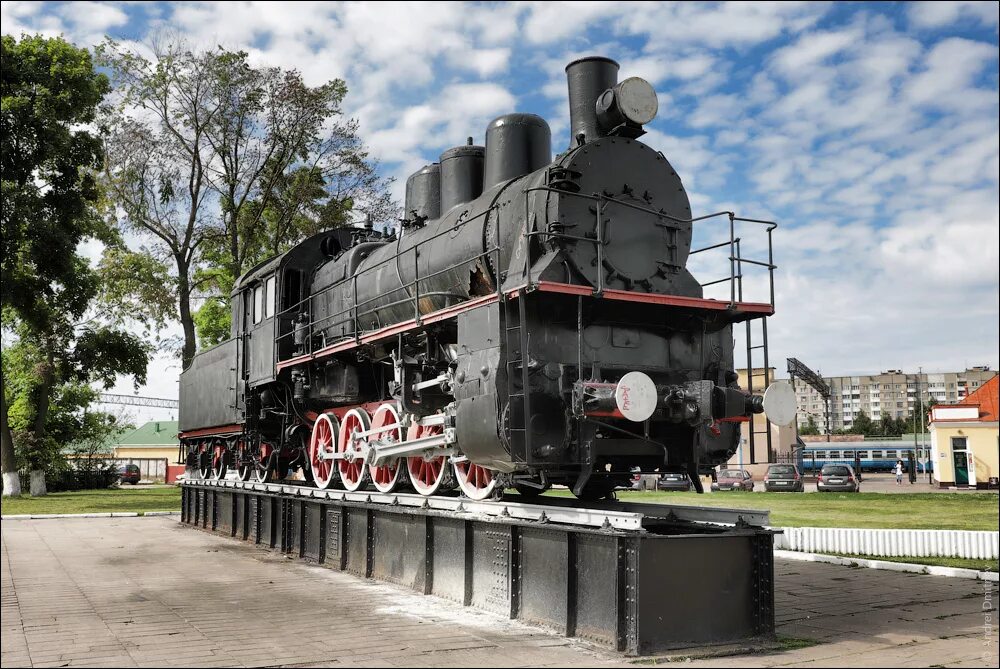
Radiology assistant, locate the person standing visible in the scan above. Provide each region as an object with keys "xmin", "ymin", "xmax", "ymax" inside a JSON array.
[{"xmin": 894, "ymin": 460, "xmax": 903, "ymax": 485}]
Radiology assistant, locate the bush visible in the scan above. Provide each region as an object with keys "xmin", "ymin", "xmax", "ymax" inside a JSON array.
[{"xmin": 18, "ymin": 456, "xmax": 120, "ymax": 492}]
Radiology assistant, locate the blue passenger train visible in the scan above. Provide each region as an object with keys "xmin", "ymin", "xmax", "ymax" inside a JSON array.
[{"xmin": 797, "ymin": 441, "xmax": 934, "ymax": 474}]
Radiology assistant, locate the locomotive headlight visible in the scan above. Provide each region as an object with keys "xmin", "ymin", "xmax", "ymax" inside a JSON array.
[{"xmin": 596, "ymin": 77, "xmax": 658, "ymax": 133}]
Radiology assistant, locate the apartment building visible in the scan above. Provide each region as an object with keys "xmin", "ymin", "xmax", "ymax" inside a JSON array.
[{"xmin": 792, "ymin": 366, "xmax": 997, "ymax": 433}]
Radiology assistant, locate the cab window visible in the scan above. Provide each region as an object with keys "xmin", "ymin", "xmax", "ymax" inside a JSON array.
[
  {"xmin": 265, "ymin": 276, "xmax": 276, "ymax": 318},
  {"xmin": 253, "ymin": 285, "xmax": 264, "ymax": 324}
]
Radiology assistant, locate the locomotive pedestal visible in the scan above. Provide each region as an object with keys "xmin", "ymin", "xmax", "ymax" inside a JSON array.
[{"xmin": 180, "ymin": 480, "xmax": 776, "ymax": 655}]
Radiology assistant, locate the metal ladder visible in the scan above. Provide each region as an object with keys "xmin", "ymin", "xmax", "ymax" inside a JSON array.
[
  {"xmin": 744, "ymin": 316, "xmax": 773, "ymax": 464},
  {"xmin": 502, "ymin": 296, "xmax": 532, "ymax": 462}
]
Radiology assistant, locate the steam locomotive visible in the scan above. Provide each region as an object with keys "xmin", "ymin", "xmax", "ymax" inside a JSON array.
[{"xmin": 178, "ymin": 56, "xmax": 793, "ymax": 501}]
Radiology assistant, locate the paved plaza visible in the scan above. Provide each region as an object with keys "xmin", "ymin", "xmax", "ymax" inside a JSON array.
[{"xmin": 1, "ymin": 517, "xmax": 997, "ymax": 668}]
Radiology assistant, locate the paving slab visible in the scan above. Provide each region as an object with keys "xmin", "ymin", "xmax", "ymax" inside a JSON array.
[{"xmin": 2, "ymin": 516, "xmax": 997, "ymax": 668}]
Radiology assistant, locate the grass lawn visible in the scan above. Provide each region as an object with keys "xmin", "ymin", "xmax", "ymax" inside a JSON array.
[
  {"xmin": 828, "ymin": 553, "xmax": 999, "ymax": 573},
  {"xmin": 546, "ymin": 489, "xmax": 999, "ymax": 531},
  {"xmin": 1, "ymin": 486, "xmax": 182, "ymax": 516}
]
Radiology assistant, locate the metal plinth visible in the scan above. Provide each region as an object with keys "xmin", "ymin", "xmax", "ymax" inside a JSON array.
[{"xmin": 180, "ymin": 481, "xmax": 775, "ymax": 655}]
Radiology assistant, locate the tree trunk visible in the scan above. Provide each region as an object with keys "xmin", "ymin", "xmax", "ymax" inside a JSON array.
[
  {"xmin": 29, "ymin": 470, "xmax": 46, "ymax": 496},
  {"xmin": 28, "ymin": 347, "xmax": 55, "ymax": 497},
  {"xmin": 177, "ymin": 258, "xmax": 197, "ymax": 369},
  {"xmin": 0, "ymin": 369, "xmax": 21, "ymax": 497}
]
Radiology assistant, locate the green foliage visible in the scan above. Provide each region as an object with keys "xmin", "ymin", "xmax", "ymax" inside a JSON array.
[
  {"xmin": 192, "ymin": 296, "xmax": 232, "ymax": 348},
  {"xmin": 3, "ymin": 335, "xmax": 136, "ymax": 472},
  {"xmin": 849, "ymin": 409, "xmax": 874, "ymax": 436},
  {"xmin": 97, "ymin": 37, "xmax": 396, "ymax": 355},
  {"xmin": 1, "ymin": 35, "xmax": 149, "ymax": 486},
  {"xmin": 95, "ymin": 245, "xmax": 176, "ymax": 335},
  {"xmin": 799, "ymin": 415, "xmax": 820, "ymax": 435},
  {"xmin": 1, "ymin": 33, "xmax": 111, "ymax": 329}
]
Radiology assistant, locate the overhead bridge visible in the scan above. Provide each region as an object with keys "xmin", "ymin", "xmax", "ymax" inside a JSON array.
[{"xmin": 180, "ymin": 480, "xmax": 777, "ymax": 655}]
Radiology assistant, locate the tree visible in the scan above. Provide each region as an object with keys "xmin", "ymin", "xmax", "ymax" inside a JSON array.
[
  {"xmin": 2, "ymin": 34, "xmax": 109, "ymax": 496},
  {"xmin": 98, "ymin": 37, "xmax": 394, "ymax": 360},
  {"xmin": 799, "ymin": 415, "xmax": 820, "ymax": 435},
  {"xmin": 1, "ymin": 34, "xmax": 150, "ymax": 496},
  {"xmin": 3, "ymin": 342, "xmax": 130, "ymax": 490},
  {"xmin": 848, "ymin": 409, "xmax": 874, "ymax": 436}
]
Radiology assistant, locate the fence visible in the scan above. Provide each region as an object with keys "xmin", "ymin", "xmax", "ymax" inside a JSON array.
[
  {"xmin": 111, "ymin": 458, "xmax": 168, "ymax": 482},
  {"xmin": 774, "ymin": 526, "xmax": 999, "ymax": 560}
]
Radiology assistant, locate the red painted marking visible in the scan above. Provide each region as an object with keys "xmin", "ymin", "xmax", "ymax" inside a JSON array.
[
  {"xmin": 531, "ymin": 281, "xmax": 774, "ymax": 313},
  {"xmin": 179, "ymin": 424, "xmax": 242, "ymax": 439},
  {"xmin": 277, "ymin": 293, "xmax": 501, "ymax": 371},
  {"xmin": 274, "ymin": 282, "xmax": 771, "ymax": 373}
]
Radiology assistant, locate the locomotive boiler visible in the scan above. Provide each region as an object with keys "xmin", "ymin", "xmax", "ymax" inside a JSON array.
[{"xmin": 178, "ymin": 56, "xmax": 794, "ymax": 501}]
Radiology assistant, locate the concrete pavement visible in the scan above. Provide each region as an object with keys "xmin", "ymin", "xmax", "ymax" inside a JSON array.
[{"xmin": 2, "ymin": 517, "xmax": 997, "ymax": 668}]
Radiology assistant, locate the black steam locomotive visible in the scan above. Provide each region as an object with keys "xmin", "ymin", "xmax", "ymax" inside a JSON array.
[{"xmin": 178, "ymin": 56, "xmax": 793, "ymax": 501}]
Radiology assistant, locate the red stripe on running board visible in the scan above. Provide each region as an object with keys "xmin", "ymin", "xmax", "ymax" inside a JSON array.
[
  {"xmin": 276, "ymin": 293, "xmax": 501, "ymax": 371},
  {"xmin": 526, "ymin": 281, "xmax": 774, "ymax": 314},
  {"xmin": 179, "ymin": 424, "xmax": 243, "ymax": 439},
  {"xmin": 276, "ymin": 283, "xmax": 772, "ymax": 372}
]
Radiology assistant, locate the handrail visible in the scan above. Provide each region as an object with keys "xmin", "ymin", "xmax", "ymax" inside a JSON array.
[
  {"xmin": 272, "ymin": 181, "xmax": 779, "ymax": 362},
  {"xmin": 274, "ymin": 203, "xmax": 502, "ymax": 360}
]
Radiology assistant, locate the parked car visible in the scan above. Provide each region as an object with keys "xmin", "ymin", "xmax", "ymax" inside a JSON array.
[
  {"xmin": 817, "ymin": 463, "xmax": 860, "ymax": 493},
  {"xmin": 628, "ymin": 467, "xmax": 660, "ymax": 491},
  {"xmin": 711, "ymin": 469, "xmax": 754, "ymax": 492},
  {"xmin": 764, "ymin": 464, "xmax": 804, "ymax": 492},
  {"xmin": 656, "ymin": 471, "xmax": 692, "ymax": 492},
  {"xmin": 118, "ymin": 464, "xmax": 141, "ymax": 485}
]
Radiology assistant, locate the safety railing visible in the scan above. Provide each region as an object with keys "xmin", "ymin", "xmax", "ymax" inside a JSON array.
[
  {"xmin": 688, "ymin": 214, "xmax": 777, "ymax": 309},
  {"xmin": 275, "ymin": 203, "xmax": 504, "ymax": 361},
  {"xmin": 275, "ymin": 182, "xmax": 779, "ymax": 362},
  {"xmin": 523, "ymin": 183, "xmax": 777, "ymax": 307}
]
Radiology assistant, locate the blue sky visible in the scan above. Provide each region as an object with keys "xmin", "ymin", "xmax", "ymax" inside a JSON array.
[{"xmin": 2, "ymin": 1, "xmax": 998, "ymax": 421}]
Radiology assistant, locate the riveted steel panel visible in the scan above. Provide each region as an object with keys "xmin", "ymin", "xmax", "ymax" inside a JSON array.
[
  {"xmin": 344, "ymin": 507, "xmax": 370, "ymax": 576},
  {"xmin": 250, "ymin": 495, "xmax": 262, "ymax": 544},
  {"xmin": 302, "ymin": 501, "xmax": 323, "ymax": 562},
  {"xmin": 275, "ymin": 498, "xmax": 287, "ymax": 552},
  {"xmin": 288, "ymin": 499, "xmax": 302, "ymax": 554},
  {"xmin": 573, "ymin": 533, "xmax": 618, "ymax": 647},
  {"xmin": 471, "ymin": 523, "xmax": 512, "ymax": 616},
  {"xmin": 234, "ymin": 493, "xmax": 247, "ymax": 540},
  {"xmin": 371, "ymin": 512, "xmax": 426, "ymax": 590},
  {"xmin": 216, "ymin": 491, "xmax": 233, "ymax": 535},
  {"xmin": 199, "ymin": 490, "xmax": 215, "ymax": 528},
  {"xmin": 635, "ymin": 535, "xmax": 756, "ymax": 653},
  {"xmin": 260, "ymin": 496, "xmax": 275, "ymax": 548},
  {"xmin": 431, "ymin": 517, "xmax": 468, "ymax": 604},
  {"xmin": 325, "ymin": 508, "xmax": 344, "ymax": 568},
  {"xmin": 518, "ymin": 528, "xmax": 569, "ymax": 631}
]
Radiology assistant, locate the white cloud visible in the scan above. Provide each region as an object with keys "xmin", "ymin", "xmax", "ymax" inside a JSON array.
[
  {"xmin": 58, "ymin": 1, "xmax": 127, "ymax": 33},
  {"xmin": 4, "ymin": 1, "xmax": 997, "ymax": 393},
  {"xmin": 903, "ymin": 37, "xmax": 997, "ymax": 111},
  {"xmin": 908, "ymin": 1, "xmax": 1000, "ymax": 29}
]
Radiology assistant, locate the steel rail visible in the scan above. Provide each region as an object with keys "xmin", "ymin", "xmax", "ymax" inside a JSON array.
[{"xmin": 181, "ymin": 478, "xmax": 768, "ymax": 529}]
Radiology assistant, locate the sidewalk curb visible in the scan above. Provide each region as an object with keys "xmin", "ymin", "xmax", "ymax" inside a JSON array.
[
  {"xmin": 774, "ymin": 549, "xmax": 999, "ymax": 581},
  {"xmin": 1, "ymin": 511, "xmax": 181, "ymax": 520}
]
